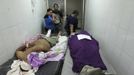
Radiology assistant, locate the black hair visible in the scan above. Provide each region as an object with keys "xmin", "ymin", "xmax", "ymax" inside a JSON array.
[
  {"xmin": 47, "ymin": 8, "xmax": 53, "ymax": 12},
  {"xmin": 53, "ymin": 3, "xmax": 59, "ymax": 8},
  {"xmin": 44, "ymin": 8, "xmax": 53, "ymax": 19},
  {"xmin": 72, "ymin": 10, "xmax": 79, "ymax": 16}
]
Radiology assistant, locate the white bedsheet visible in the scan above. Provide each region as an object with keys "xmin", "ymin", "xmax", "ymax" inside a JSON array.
[{"xmin": 61, "ymin": 48, "xmax": 78, "ymax": 75}]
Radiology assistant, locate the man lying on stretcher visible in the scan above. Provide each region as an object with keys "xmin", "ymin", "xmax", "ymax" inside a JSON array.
[{"xmin": 15, "ymin": 33, "xmax": 60, "ymax": 63}]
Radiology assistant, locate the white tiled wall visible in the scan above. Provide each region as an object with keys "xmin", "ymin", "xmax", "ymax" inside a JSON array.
[
  {"xmin": 0, "ymin": 0, "xmax": 47, "ymax": 65},
  {"xmin": 85, "ymin": 0, "xmax": 134, "ymax": 75}
]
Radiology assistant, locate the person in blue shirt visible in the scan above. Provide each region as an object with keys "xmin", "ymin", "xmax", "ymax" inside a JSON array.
[
  {"xmin": 65, "ymin": 10, "xmax": 79, "ymax": 36},
  {"xmin": 44, "ymin": 8, "xmax": 55, "ymax": 33}
]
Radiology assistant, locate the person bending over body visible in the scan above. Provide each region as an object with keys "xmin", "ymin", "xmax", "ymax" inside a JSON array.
[{"xmin": 65, "ymin": 10, "xmax": 79, "ymax": 36}]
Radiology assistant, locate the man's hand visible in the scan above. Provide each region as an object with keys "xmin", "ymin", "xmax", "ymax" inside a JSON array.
[
  {"xmin": 70, "ymin": 32, "xmax": 75, "ymax": 35},
  {"xmin": 69, "ymin": 32, "xmax": 75, "ymax": 37}
]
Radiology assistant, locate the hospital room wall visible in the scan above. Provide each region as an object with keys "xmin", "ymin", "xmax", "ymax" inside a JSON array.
[
  {"xmin": 0, "ymin": 0, "xmax": 47, "ymax": 65},
  {"xmin": 84, "ymin": 0, "xmax": 134, "ymax": 75}
]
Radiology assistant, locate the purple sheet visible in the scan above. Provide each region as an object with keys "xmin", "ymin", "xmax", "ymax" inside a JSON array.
[{"xmin": 68, "ymin": 31, "xmax": 107, "ymax": 73}]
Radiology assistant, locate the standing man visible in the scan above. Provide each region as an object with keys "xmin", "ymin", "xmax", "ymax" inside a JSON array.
[
  {"xmin": 53, "ymin": 3, "xmax": 63, "ymax": 34},
  {"xmin": 53, "ymin": 3, "xmax": 63, "ymax": 21}
]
